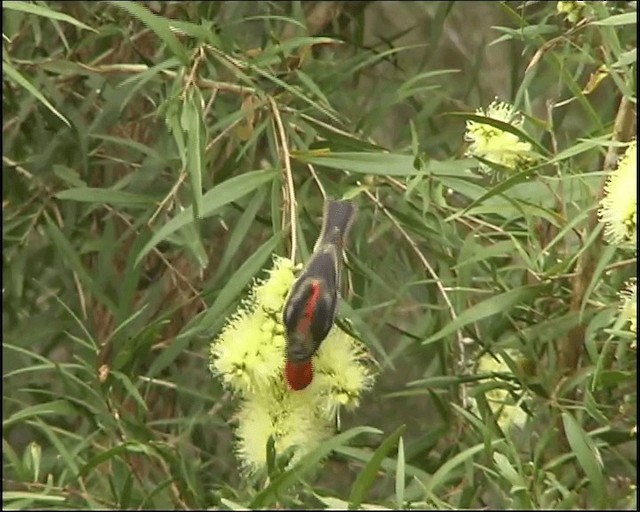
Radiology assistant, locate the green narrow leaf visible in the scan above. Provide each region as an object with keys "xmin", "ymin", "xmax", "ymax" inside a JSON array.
[
  {"xmin": 110, "ymin": 371, "xmax": 149, "ymax": 412},
  {"xmin": 249, "ymin": 65, "xmax": 341, "ymax": 123},
  {"xmin": 349, "ymin": 425, "xmax": 406, "ymax": 509},
  {"xmin": 165, "ymin": 99, "xmax": 188, "ymax": 167},
  {"xmin": 2, "ymin": 438, "xmax": 28, "ymax": 482},
  {"xmin": 580, "ymin": 242, "xmax": 616, "ymax": 319},
  {"xmin": 3, "ymin": 400, "xmax": 76, "ymax": 428},
  {"xmin": 249, "ymin": 35, "xmax": 339, "ymax": 64},
  {"xmin": 30, "ymin": 418, "xmax": 81, "ymax": 478},
  {"xmin": 27, "ymin": 442, "xmax": 42, "ymax": 482},
  {"xmin": 493, "ymin": 452, "xmax": 525, "ymax": 488},
  {"xmin": 561, "ymin": 413, "xmax": 607, "ymax": 505},
  {"xmin": 2, "ymin": 492, "xmax": 66, "ymax": 504},
  {"xmin": 43, "ymin": 214, "xmax": 117, "ymax": 313},
  {"xmin": 349, "ymin": 43, "xmax": 425, "ymax": 75},
  {"xmin": 55, "ymin": 187, "xmax": 155, "ymax": 206},
  {"xmin": 118, "ymin": 58, "xmax": 182, "ymax": 111},
  {"xmin": 549, "ymin": 52, "xmax": 603, "ymax": 130},
  {"xmin": 90, "ymin": 133, "xmax": 163, "ymax": 160},
  {"xmin": 46, "ymin": 288, "xmax": 98, "ymax": 349},
  {"xmin": 182, "ymin": 90, "xmax": 204, "ymax": 221},
  {"xmin": 148, "ymin": 233, "xmax": 281, "ymax": 378},
  {"xmin": 294, "ymin": 69, "xmax": 332, "ymax": 107},
  {"xmin": 168, "ymin": 19, "xmax": 222, "ymax": 45},
  {"xmin": 293, "ymin": 150, "xmax": 475, "ymax": 177},
  {"xmin": 546, "ymin": 138, "xmax": 609, "ymax": 165},
  {"xmin": 265, "ymin": 434, "xmax": 278, "ymax": 477},
  {"xmin": 220, "ymin": 498, "xmax": 252, "ymax": 510},
  {"xmin": 179, "ymin": 219, "xmax": 209, "ymax": 269},
  {"xmin": 423, "ymin": 284, "xmax": 549, "ymax": 345},
  {"xmin": 196, "ymin": 232, "xmax": 282, "ymax": 335},
  {"xmin": 118, "ymin": 472, "xmax": 135, "ymax": 509},
  {"xmin": 395, "ymin": 436, "xmax": 406, "ymax": 510},
  {"xmin": 52, "ymin": 164, "xmax": 87, "ymax": 188},
  {"xmin": 339, "ymin": 299, "xmax": 392, "ymax": 370},
  {"xmin": 250, "ymin": 426, "xmax": 382, "ymax": 509},
  {"xmin": 135, "ymin": 169, "xmax": 276, "ymax": 266},
  {"xmin": 79, "ymin": 441, "xmax": 154, "ymax": 477},
  {"xmin": 336, "ymin": 445, "xmax": 432, "ymax": 482},
  {"xmin": 299, "ymin": 114, "xmax": 383, "ymax": 152},
  {"xmin": 107, "ymin": 304, "xmax": 150, "ymax": 350},
  {"xmin": 424, "ymin": 440, "xmax": 501, "ymax": 496},
  {"xmin": 445, "ymin": 164, "xmax": 540, "ymax": 222},
  {"xmin": 2, "ymin": 1, "xmax": 96, "ymax": 31},
  {"xmin": 211, "ymin": 187, "xmax": 267, "ymax": 283},
  {"xmin": 110, "ymin": 1, "xmax": 190, "ymax": 65},
  {"xmin": 593, "ymin": 12, "xmax": 637, "ymax": 25},
  {"xmin": 2, "ymin": 62, "xmax": 70, "ymax": 127}
]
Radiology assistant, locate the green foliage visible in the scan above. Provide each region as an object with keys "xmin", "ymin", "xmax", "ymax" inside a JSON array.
[{"xmin": 3, "ymin": 1, "xmax": 636, "ymax": 509}]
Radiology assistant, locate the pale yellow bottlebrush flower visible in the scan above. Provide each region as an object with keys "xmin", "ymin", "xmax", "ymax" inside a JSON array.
[
  {"xmin": 209, "ymin": 310, "xmax": 286, "ymax": 394},
  {"xmin": 619, "ymin": 279, "xmax": 637, "ymax": 343},
  {"xmin": 464, "ymin": 99, "xmax": 536, "ymax": 173},
  {"xmin": 557, "ymin": 1, "xmax": 590, "ymax": 24},
  {"xmin": 599, "ymin": 140, "xmax": 637, "ymax": 246},
  {"xmin": 470, "ymin": 350, "xmax": 528, "ymax": 430},
  {"xmin": 254, "ymin": 256, "xmax": 299, "ymax": 313},
  {"xmin": 209, "ymin": 255, "xmax": 377, "ymax": 474},
  {"xmin": 210, "ymin": 257, "xmax": 296, "ymax": 394},
  {"xmin": 310, "ymin": 328, "xmax": 376, "ymax": 419},
  {"xmin": 233, "ymin": 389, "xmax": 332, "ymax": 474}
]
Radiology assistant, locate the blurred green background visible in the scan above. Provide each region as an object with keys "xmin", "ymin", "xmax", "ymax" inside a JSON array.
[{"xmin": 3, "ymin": 1, "xmax": 637, "ymax": 509}]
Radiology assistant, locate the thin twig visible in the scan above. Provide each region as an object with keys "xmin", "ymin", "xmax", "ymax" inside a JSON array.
[
  {"xmin": 103, "ymin": 204, "xmax": 207, "ymax": 309},
  {"xmin": 182, "ymin": 46, "xmax": 205, "ymax": 96},
  {"xmin": 203, "ymin": 87, "xmax": 218, "ymax": 118},
  {"xmin": 268, "ymin": 96, "xmax": 297, "ymax": 263},
  {"xmin": 204, "ymin": 96, "xmax": 271, "ymax": 156},
  {"xmin": 363, "ymin": 189, "xmax": 468, "ymax": 407},
  {"xmin": 8, "ymin": 153, "xmax": 204, "ymax": 308},
  {"xmin": 2, "ymin": 479, "xmax": 116, "ymax": 509},
  {"xmin": 207, "ymin": 391, "xmax": 232, "ymax": 417},
  {"xmin": 307, "ymin": 163, "xmax": 327, "ymax": 200},
  {"xmin": 73, "ymin": 273, "xmax": 88, "ymax": 321},
  {"xmin": 87, "ymin": 27, "xmax": 152, "ymax": 67},
  {"xmin": 148, "ymin": 169, "xmax": 187, "ymax": 225},
  {"xmin": 3, "ymin": 155, "xmax": 34, "ymax": 180},
  {"xmin": 75, "ymin": 62, "xmax": 255, "ymax": 95},
  {"xmin": 525, "ymin": 18, "xmax": 590, "ymax": 74}
]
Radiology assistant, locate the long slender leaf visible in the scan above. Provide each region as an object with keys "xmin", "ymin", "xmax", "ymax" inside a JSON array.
[
  {"xmin": 182, "ymin": 89, "xmax": 204, "ymax": 221},
  {"xmin": 3, "ymin": 1, "xmax": 96, "ymax": 31},
  {"xmin": 250, "ymin": 427, "xmax": 382, "ymax": 509},
  {"xmin": 2, "ymin": 62, "xmax": 70, "ymax": 126},
  {"xmin": 55, "ymin": 187, "xmax": 156, "ymax": 206},
  {"xmin": 135, "ymin": 169, "xmax": 276, "ymax": 266},
  {"xmin": 423, "ymin": 284, "xmax": 549, "ymax": 345},
  {"xmin": 562, "ymin": 413, "xmax": 607, "ymax": 506},
  {"xmin": 110, "ymin": 1, "xmax": 189, "ymax": 65},
  {"xmin": 349, "ymin": 425, "xmax": 406, "ymax": 509}
]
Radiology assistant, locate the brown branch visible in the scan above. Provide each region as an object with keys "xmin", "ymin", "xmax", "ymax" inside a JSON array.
[
  {"xmin": 268, "ymin": 96, "xmax": 298, "ymax": 263},
  {"xmin": 3, "ymin": 479, "xmax": 116, "ymax": 509},
  {"xmin": 75, "ymin": 63, "xmax": 255, "ymax": 95},
  {"xmin": 559, "ymin": 95, "xmax": 635, "ymax": 376}
]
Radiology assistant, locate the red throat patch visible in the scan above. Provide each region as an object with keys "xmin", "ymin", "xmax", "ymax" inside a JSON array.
[{"xmin": 285, "ymin": 360, "xmax": 313, "ymax": 391}]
